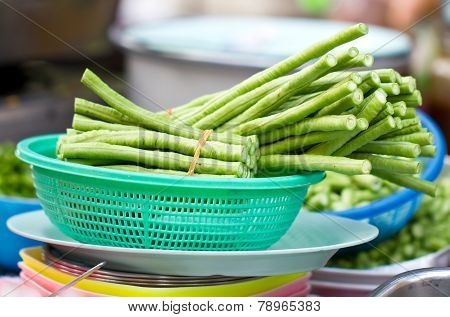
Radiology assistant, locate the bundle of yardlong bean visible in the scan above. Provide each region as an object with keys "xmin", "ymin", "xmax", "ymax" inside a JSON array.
[
  {"xmin": 56, "ymin": 23, "xmax": 437, "ymax": 194},
  {"xmin": 59, "ymin": 104, "xmax": 258, "ymax": 178}
]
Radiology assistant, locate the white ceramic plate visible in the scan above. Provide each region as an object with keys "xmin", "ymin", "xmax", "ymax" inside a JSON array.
[{"xmin": 8, "ymin": 210, "xmax": 378, "ymax": 276}]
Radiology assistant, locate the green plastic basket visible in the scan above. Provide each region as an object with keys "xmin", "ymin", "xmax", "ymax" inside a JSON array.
[{"xmin": 16, "ymin": 134, "xmax": 323, "ymax": 251}]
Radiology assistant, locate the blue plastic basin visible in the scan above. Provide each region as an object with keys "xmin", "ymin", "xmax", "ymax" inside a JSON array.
[
  {"xmin": 0, "ymin": 197, "xmax": 41, "ymax": 273},
  {"xmin": 323, "ymin": 110, "xmax": 446, "ymax": 247}
]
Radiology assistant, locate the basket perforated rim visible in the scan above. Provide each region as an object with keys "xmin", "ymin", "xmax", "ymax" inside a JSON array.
[{"xmin": 16, "ymin": 134, "xmax": 324, "ymax": 190}]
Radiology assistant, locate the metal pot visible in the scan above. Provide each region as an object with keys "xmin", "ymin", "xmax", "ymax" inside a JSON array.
[{"xmin": 370, "ymin": 268, "xmax": 450, "ymax": 297}]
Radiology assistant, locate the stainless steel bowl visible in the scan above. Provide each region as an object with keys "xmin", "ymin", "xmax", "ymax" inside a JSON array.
[
  {"xmin": 370, "ymin": 268, "xmax": 450, "ymax": 297},
  {"xmin": 109, "ymin": 16, "xmax": 411, "ymax": 110}
]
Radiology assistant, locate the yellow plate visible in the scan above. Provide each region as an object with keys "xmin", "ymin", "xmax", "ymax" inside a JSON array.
[{"xmin": 20, "ymin": 247, "xmax": 304, "ymax": 297}]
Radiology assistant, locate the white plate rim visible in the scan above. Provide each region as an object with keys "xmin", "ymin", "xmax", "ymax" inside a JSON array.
[{"xmin": 7, "ymin": 210, "xmax": 378, "ymax": 256}]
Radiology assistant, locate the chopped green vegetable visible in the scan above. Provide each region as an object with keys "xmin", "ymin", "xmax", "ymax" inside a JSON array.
[{"xmin": 328, "ymin": 178, "xmax": 450, "ymax": 268}]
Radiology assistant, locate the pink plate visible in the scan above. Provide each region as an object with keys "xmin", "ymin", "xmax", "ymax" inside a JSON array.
[
  {"xmin": 19, "ymin": 262, "xmax": 106, "ymax": 297},
  {"xmin": 19, "ymin": 272, "xmax": 51, "ymax": 296},
  {"xmin": 288, "ymin": 285, "xmax": 311, "ymax": 297},
  {"xmin": 0, "ymin": 276, "xmax": 44, "ymax": 297},
  {"xmin": 256, "ymin": 273, "xmax": 310, "ymax": 297}
]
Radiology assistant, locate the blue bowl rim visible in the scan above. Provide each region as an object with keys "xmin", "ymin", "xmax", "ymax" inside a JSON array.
[
  {"xmin": 0, "ymin": 196, "xmax": 40, "ymax": 205},
  {"xmin": 321, "ymin": 110, "xmax": 446, "ymax": 219}
]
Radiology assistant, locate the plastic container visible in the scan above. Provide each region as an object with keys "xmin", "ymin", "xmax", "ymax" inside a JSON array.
[
  {"xmin": 0, "ymin": 196, "xmax": 41, "ymax": 272},
  {"xmin": 16, "ymin": 134, "xmax": 323, "ymax": 251},
  {"xmin": 322, "ymin": 110, "xmax": 446, "ymax": 245}
]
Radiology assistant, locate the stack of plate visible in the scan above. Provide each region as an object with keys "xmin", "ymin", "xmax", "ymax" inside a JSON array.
[
  {"xmin": 18, "ymin": 247, "xmax": 312, "ymax": 297},
  {"xmin": 8, "ymin": 210, "xmax": 378, "ymax": 297},
  {"xmin": 44, "ymin": 246, "xmax": 258, "ymax": 288}
]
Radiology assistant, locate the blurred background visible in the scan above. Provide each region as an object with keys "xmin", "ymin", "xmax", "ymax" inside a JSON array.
[{"xmin": 0, "ymin": 0, "xmax": 449, "ymax": 145}]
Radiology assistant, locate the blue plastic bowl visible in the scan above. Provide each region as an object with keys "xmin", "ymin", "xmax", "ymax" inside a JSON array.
[
  {"xmin": 323, "ymin": 110, "xmax": 446, "ymax": 246},
  {"xmin": 0, "ymin": 197, "xmax": 41, "ymax": 272}
]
